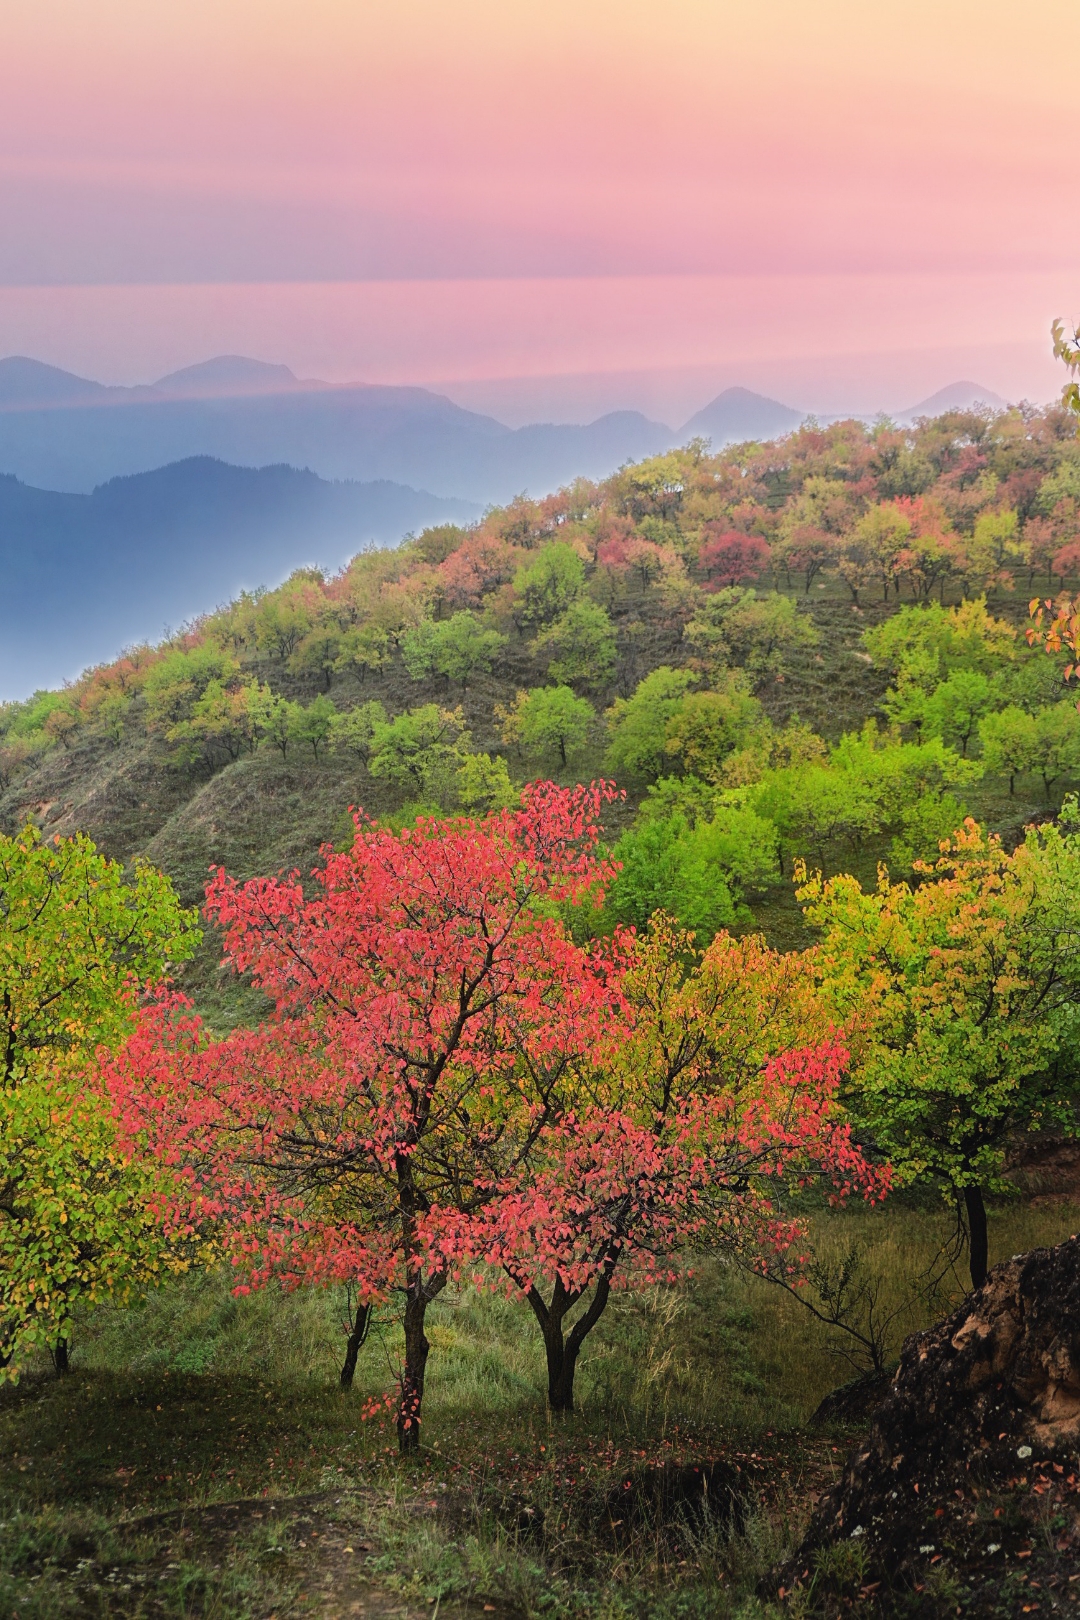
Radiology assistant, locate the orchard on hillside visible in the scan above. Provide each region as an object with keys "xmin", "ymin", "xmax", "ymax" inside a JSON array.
[{"xmin": 6, "ymin": 398, "xmax": 1080, "ymax": 954}]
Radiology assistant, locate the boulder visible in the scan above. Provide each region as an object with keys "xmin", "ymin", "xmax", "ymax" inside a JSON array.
[{"xmin": 778, "ymin": 1235, "xmax": 1080, "ymax": 1607}]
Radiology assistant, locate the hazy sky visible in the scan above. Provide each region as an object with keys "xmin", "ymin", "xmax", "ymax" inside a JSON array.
[{"xmin": 2, "ymin": 0, "xmax": 1078, "ymax": 418}]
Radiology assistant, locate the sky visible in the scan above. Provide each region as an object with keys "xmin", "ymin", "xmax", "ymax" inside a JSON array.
[{"xmin": 1, "ymin": 0, "xmax": 1078, "ymax": 421}]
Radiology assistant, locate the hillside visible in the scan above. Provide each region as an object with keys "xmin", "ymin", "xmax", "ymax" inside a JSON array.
[
  {"xmin": 6, "ymin": 399, "xmax": 1080, "ymax": 1620},
  {"xmin": 0, "ymin": 457, "xmax": 479, "ymax": 694},
  {"xmin": 4, "ymin": 400, "xmax": 1080, "ymax": 1018}
]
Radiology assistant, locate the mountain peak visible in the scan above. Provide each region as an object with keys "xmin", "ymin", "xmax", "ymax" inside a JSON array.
[
  {"xmin": 151, "ymin": 355, "xmax": 306, "ymax": 398},
  {"xmin": 899, "ymin": 381, "xmax": 1006, "ymax": 419},
  {"xmin": 678, "ymin": 386, "xmax": 804, "ymax": 446}
]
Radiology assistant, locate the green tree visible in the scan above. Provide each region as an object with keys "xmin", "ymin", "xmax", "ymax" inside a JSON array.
[
  {"xmin": 684, "ymin": 588, "xmax": 819, "ymax": 678},
  {"xmin": 251, "ymin": 577, "xmax": 320, "ymax": 660},
  {"xmin": 979, "ymin": 705, "xmax": 1037, "ymax": 794},
  {"xmin": 864, "ymin": 598, "xmax": 1016, "ymax": 688},
  {"xmin": 168, "ymin": 677, "xmax": 270, "ymax": 768},
  {"xmin": 142, "ymin": 646, "xmax": 243, "ymax": 739},
  {"xmin": 995, "ymin": 655, "xmax": 1070, "ymax": 717},
  {"xmin": 288, "ymin": 624, "xmax": 344, "ymax": 690},
  {"xmin": 368, "ymin": 705, "xmax": 471, "ymax": 801},
  {"xmin": 288, "ymin": 694, "xmax": 338, "ymax": 761},
  {"xmin": 0, "ymin": 826, "xmax": 201, "ymax": 1375},
  {"xmin": 663, "ymin": 679, "xmax": 764, "ymax": 782},
  {"xmin": 846, "ymin": 503, "xmax": 913, "ymax": 602},
  {"xmin": 608, "ymin": 800, "xmax": 778, "ymax": 938},
  {"xmin": 880, "ymin": 665, "xmax": 935, "ymax": 738},
  {"xmin": 749, "ymin": 727, "xmax": 978, "ymax": 872},
  {"xmin": 533, "ymin": 598, "xmax": 617, "ymax": 689},
  {"xmin": 798, "ymin": 820, "xmax": 1080, "ymax": 1287},
  {"xmin": 1028, "ymin": 701, "xmax": 1080, "ymax": 799},
  {"xmin": 499, "ymin": 686, "xmax": 594, "ymax": 767},
  {"xmin": 966, "ymin": 508, "xmax": 1023, "ymax": 588},
  {"xmin": 329, "ymin": 701, "xmax": 389, "ymax": 764},
  {"xmin": 635, "ymin": 773, "xmax": 721, "ymax": 824},
  {"xmin": 334, "ymin": 624, "xmax": 391, "ymax": 682},
  {"xmin": 513, "ymin": 542, "xmax": 586, "ymax": 630},
  {"xmin": 889, "ymin": 790, "xmax": 969, "ymax": 871},
  {"xmin": 922, "ymin": 669, "xmax": 996, "ymax": 757},
  {"xmin": 401, "ymin": 612, "xmax": 507, "ymax": 688},
  {"xmin": 604, "ymin": 667, "xmax": 697, "ymax": 784},
  {"xmin": 249, "ymin": 687, "xmax": 301, "ymax": 760},
  {"xmin": 455, "ymin": 751, "xmax": 516, "ymax": 812}
]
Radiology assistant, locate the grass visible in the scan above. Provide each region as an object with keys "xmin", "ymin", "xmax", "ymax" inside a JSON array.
[{"xmin": 2, "ymin": 1195, "xmax": 1077, "ymax": 1618}]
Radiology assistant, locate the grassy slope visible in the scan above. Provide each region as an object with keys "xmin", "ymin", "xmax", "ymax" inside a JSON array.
[
  {"xmin": 3, "ymin": 1197, "xmax": 1078, "ymax": 1618},
  {"xmin": 3, "ymin": 577, "xmax": 1069, "ymax": 1002},
  {"xmin": 3, "ymin": 549, "xmax": 1079, "ymax": 1609}
]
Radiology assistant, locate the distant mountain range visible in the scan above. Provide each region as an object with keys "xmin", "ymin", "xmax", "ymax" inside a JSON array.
[
  {"xmin": 0, "ymin": 357, "xmax": 810, "ymax": 502},
  {"xmin": 0, "ymin": 458, "xmax": 478, "ymax": 696},
  {"xmin": 0, "ymin": 357, "xmax": 1015, "ymax": 697}
]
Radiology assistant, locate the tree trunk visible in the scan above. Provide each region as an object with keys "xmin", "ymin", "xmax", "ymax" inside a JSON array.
[
  {"xmin": 54, "ymin": 1339, "xmax": 69, "ymax": 1376},
  {"xmin": 398, "ymin": 1288, "xmax": 429, "ymax": 1451},
  {"xmin": 397, "ymin": 1276, "xmax": 445, "ymax": 1451},
  {"xmin": 964, "ymin": 1185, "xmax": 989, "ymax": 1291},
  {"xmin": 521, "ymin": 1255, "xmax": 618, "ymax": 1414},
  {"xmin": 339, "ymin": 1300, "xmax": 371, "ymax": 1389}
]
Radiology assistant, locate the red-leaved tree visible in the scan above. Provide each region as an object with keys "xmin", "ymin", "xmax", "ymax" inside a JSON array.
[
  {"xmin": 106, "ymin": 782, "xmax": 619, "ymax": 1450},
  {"xmin": 698, "ymin": 529, "xmax": 771, "ymax": 590}
]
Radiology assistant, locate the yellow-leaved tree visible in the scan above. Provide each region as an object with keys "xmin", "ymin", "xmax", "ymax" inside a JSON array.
[
  {"xmin": 798, "ymin": 819, "xmax": 1080, "ymax": 1289},
  {"xmin": 0, "ymin": 824, "xmax": 202, "ymax": 1377}
]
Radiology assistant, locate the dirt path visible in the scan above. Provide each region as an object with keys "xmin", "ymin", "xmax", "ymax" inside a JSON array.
[{"xmin": 110, "ymin": 1489, "xmax": 519, "ymax": 1620}]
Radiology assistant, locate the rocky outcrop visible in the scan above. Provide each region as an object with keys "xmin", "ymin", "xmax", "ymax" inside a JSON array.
[{"xmin": 779, "ymin": 1236, "xmax": 1080, "ymax": 1605}]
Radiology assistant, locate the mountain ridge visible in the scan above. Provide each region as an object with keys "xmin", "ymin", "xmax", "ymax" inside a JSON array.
[
  {"xmin": 0, "ymin": 356, "xmax": 818, "ymax": 501},
  {"xmin": 0, "ymin": 456, "xmax": 478, "ymax": 696}
]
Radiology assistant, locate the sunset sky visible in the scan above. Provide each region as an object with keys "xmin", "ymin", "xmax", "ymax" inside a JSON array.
[{"xmin": 2, "ymin": 0, "xmax": 1078, "ymax": 419}]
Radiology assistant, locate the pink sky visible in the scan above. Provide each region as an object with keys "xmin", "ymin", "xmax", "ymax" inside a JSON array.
[{"xmin": 1, "ymin": 0, "xmax": 1078, "ymax": 418}]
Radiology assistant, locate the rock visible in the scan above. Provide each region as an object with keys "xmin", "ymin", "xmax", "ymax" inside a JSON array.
[
  {"xmin": 776, "ymin": 1236, "xmax": 1080, "ymax": 1606},
  {"xmin": 810, "ymin": 1367, "xmax": 897, "ymax": 1429}
]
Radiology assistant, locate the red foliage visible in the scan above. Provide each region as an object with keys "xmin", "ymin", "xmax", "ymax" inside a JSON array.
[
  {"xmin": 436, "ymin": 535, "xmax": 518, "ymax": 610},
  {"xmin": 106, "ymin": 783, "xmax": 621, "ymax": 1447},
  {"xmin": 698, "ymin": 528, "xmax": 771, "ymax": 589},
  {"xmin": 463, "ymin": 1043, "xmax": 882, "ymax": 1291},
  {"xmin": 595, "ymin": 529, "xmax": 668, "ymax": 588},
  {"xmin": 892, "ymin": 495, "xmax": 951, "ymax": 539},
  {"xmin": 1053, "ymin": 541, "xmax": 1080, "ymax": 583}
]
